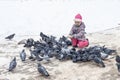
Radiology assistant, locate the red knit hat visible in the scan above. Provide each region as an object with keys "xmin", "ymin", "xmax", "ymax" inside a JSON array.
[{"xmin": 74, "ymin": 13, "xmax": 82, "ymax": 21}]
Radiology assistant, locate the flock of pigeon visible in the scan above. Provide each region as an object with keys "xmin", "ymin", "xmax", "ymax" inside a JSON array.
[{"xmin": 4, "ymin": 32, "xmax": 120, "ymax": 77}]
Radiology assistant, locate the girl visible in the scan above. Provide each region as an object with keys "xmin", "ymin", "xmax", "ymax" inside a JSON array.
[{"xmin": 68, "ymin": 13, "xmax": 89, "ymax": 48}]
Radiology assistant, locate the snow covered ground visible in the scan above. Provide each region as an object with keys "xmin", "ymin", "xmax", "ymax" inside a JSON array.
[{"xmin": 0, "ymin": 0, "xmax": 120, "ymax": 37}]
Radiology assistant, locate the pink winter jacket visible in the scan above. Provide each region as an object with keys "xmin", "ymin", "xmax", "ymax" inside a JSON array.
[{"xmin": 69, "ymin": 22, "xmax": 86, "ymax": 40}]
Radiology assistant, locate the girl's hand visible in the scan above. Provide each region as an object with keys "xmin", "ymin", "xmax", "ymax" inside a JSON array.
[{"xmin": 67, "ymin": 35, "xmax": 73, "ymax": 38}]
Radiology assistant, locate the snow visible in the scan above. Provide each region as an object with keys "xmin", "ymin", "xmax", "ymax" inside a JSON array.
[
  {"xmin": 0, "ymin": 0, "xmax": 120, "ymax": 37},
  {"xmin": 0, "ymin": 57, "xmax": 9, "ymax": 67}
]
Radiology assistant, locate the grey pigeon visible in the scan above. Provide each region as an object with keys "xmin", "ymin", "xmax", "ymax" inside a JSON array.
[
  {"xmin": 18, "ymin": 39, "xmax": 27, "ymax": 45},
  {"xmin": 8, "ymin": 57, "xmax": 17, "ymax": 71},
  {"xmin": 5, "ymin": 33, "xmax": 15, "ymax": 40},
  {"xmin": 20, "ymin": 49, "xmax": 26, "ymax": 61},
  {"xmin": 100, "ymin": 52, "xmax": 109, "ymax": 60},
  {"xmin": 43, "ymin": 54, "xmax": 50, "ymax": 62},
  {"xmin": 37, "ymin": 63, "xmax": 49, "ymax": 77}
]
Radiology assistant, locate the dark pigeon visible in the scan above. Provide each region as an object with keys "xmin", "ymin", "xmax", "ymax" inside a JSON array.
[
  {"xmin": 57, "ymin": 52, "xmax": 65, "ymax": 60},
  {"xmin": 58, "ymin": 36, "xmax": 71, "ymax": 46},
  {"xmin": 37, "ymin": 63, "xmax": 49, "ymax": 77},
  {"xmin": 24, "ymin": 38, "xmax": 34, "ymax": 48},
  {"xmin": 115, "ymin": 55, "xmax": 120, "ymax": 73},
  {"xmin": 103, "ymin": 46, "xmax": 116, "ymax": 55},
  {"xmin": 93, "ymin": 56, "xmax": 105, "ymax": 67},
  {"xmin": 72, "ymin": 54, "xmax": 77, "ymax": 63},
  {"xmin": 116, "ymin": 63, "xmax": 120, "ymax": 72},
  {"xmin": 81, "ymin": 53, "xmax": 89, "ymax": 62},
  {"xmin": 88, "ymin": 54, "xmax": 95, "ymax": 61},
  {"xmin": 116, "ymin": 55, "xmax": 120, "ymax": 63},
  {"xmin": 40, "ymin": 32, "xmax": 50, "ymax": 43},
  {"xmin": 70, "ymin": 48, "xmax": 78, "ymax": 62},
  {"xmin": 47, "ymin": 50, "xmax": 54, "ymax": 58},
  {"xmin": 5, "ymin": 33, "xmax": 15, "ymax": 40},
  {"xmin": 30, "ymin": 49, "xmax": 43, "ymax": 61},
  {"xmin": 8, "ymin": 57, "xmax": 17, "ymax": 71},
  {"xmin": 20, "ymin": 49, "xmax": 26, "ymax": 61}
]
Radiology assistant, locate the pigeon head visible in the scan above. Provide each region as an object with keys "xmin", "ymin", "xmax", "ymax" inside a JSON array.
[
  {"xmin": 13, "ymin": 57, "xmax": 16, "ymax": 61},
  {"xmin": 71, "ymin": 47, "xmax": 76, "ymax": 51},
  {"xmin": 22, "ymin": 49, "xmax": 25, "ymax": 52},
  {"xmin": 116, "ymin": 55, "xmax": 120, "ymax": 58},
  {"xmin": 40, "ymin": 32, "xmax": 45, "ymax": 38},
  {"xmin": 38, "ymin": 63, "xmax": 42, "ymax": 67}
]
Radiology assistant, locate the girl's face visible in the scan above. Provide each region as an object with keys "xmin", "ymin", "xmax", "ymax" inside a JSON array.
[{"xmin": 74, "ymin": 21, "xmax": 82, "ymax": 26}]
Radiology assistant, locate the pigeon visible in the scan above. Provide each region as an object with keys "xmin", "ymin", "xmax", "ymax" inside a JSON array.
[
  {"xmin": 30, "ymin": 49, "xmax": 43, "ymax": 61},
  {"xmin": 103, "ymin": 47, "xmax": 116, "ymax": 55},
  {"xmin": 115, "ymin": 55, "xmax": 120, "ymax": 73},
  {"xmin": 20, "ymin": 49, "xmax": 26, "ymax": 61},
  {"xmin": 18, "ymin": 39, "xmax": 27, "ymax": 45},
  {"xmin": 40, "ymin": 32, "xmax": 50, "ymax": 43},
  {"xmin": 29, "ymin": 50, "xmax": 34, "ymax": 59},
  {"xmin": 24, "ymin": 38, "xmax": 34, "ymax": 48},
  {"xmin": 37, "ymin": 63, "xmax": 49, "ymax": 77},
  {"xmin": 93, "ymin": 56, "xmax": 105, "ymax": 67},
  {"xmin": 43, "ymin": 54, "xmax": 50, "ymax": 62},
  {"xmin": 35, "ymin": 54, "xmax": 50, "ymax": 62},
  {"xmin": 8, "ymin": 57, "xmax": 17, "ymax": 71},
  {"xmin": 81, "ymin": 53, "xmax": 89, "ymax": 62},
  {"xmin": 5, "ymin": 33, "xmax": 15, "ymax": 40},
  {"xmin": 116, "ymin": 55, "xmax": 120, "ymax": 63},
  {"xmin": 88, "ymin": 54, "xmax": 95, "ymax": 61},
  {"xmin": 72, "ymin": 54, "xmax": 77, "ymax": 63},
  {"xmin": 57, "ymin": 53, "xmax": 65, "ymax": 60},
  {"xmin": 47, "ymin": 50, "xmax": 54, "ymax": 58},
  {"xmin": 116, "ymin": 63, "xmax": 120, "ymax": 72},
  {"xmin": 100, "ymin": 52, "xmax": 109, "ymax": 60},
  {"xmin": 58, "ymin": 36, "xmax": 71, "ymax": 46}
]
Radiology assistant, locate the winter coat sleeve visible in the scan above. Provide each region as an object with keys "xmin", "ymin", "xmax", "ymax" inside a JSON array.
[{"xmin": 73, "ymin": 23, "xmax": 86, "ymax": 38}]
